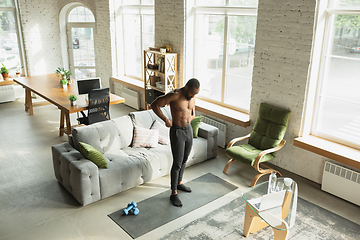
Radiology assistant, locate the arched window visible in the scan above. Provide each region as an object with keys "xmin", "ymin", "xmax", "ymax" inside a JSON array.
[{"xmin": 66, "ymin": 6, "xmax": 96, "ymax": 79}]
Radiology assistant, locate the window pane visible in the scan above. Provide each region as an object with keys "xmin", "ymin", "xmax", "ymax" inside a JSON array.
[
  {"xmin": 71, "ymin": 27, "xmax": 95, "ymax": 67},
  {"xmin": 0, "ymin": 10, "xmax": 21, "ymax": 73},
  {"xmin": 331, "ymin": 0, "xmax": 360, "ymax": 8},
  {"xmin": 123, "ymin": 0, "xmax": 140, "ymax": 5},
  {"xmin": 123, "ymin": 15, "xmax": 142, "ymax": 78},
  {"xmin": 229, "ymin": 0, "xmax": 258, "ymax": 6},
  {"xmin": 142, "ymin": 0, "xmax": 154, "ymax": 5},
  {"xmin": 195, "ymin": 15, "xmax": 224, "ymax": 102},
  {"xmin": 195, "ymin": 0, "xmax": 226, "ymax": 6},
  {"xmin": 68, "ymin": 7, "xmax": 95, "ymax": 22},
  {"xmin": 315, "ymin": 13, "xmax": 360, "ymax": 146},
  {"xmin": 143, "ymin": 15, "xmax": 154, "ymax": 49},
  {"xmin": 224, "ymin": 15, "xmax": 256, "ymax": 110},
  {"xmin": 0, "ymin": 0, "xmax": 13, "ymax": 7},
  {"xmin": 316, "ymin": 97, "xmax": 360, "ymax": 146}
]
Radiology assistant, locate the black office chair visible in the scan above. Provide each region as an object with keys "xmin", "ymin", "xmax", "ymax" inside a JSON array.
[{"xmin": 78, "ymin": 87, "xmax": 110, "ymax": 125}]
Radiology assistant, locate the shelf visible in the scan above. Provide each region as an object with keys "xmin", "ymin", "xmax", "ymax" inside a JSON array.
[
  {"xmin": 146, "ymin": 85, "xmax": 165, "ymax": 93},
  {"xmin": 146, "ymin": 68, "xmax": 164, "ymax": 75}
]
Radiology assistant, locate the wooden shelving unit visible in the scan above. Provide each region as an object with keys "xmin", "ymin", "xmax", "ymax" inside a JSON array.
[{"xmin": 143, "ymin": 49, "xmax": 177, "ymax": 109}]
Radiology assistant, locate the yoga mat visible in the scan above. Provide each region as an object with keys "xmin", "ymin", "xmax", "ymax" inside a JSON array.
[{"xmin": 108, "ymin": 173, "xmax": 238, "ymax": 239}]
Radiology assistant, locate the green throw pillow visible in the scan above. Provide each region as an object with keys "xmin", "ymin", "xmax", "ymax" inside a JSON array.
[
  {"xmin": 78, "ymin": 142, "xmax": 108, "ymax": 168},
  {"xmin": 191, "ymin": 116, "xmax": 203, "ymax": 138}
]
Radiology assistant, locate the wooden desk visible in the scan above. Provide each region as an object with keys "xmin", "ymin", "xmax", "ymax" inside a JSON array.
[{"xmin": 13, "ymin": 74, "xmax": 125, "ymax": 136}]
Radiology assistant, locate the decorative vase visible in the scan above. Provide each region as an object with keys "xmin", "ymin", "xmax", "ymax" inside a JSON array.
[
  {"xmin": 1, "ymin": 73, "xmax": 9, "ymax": 80},
  {"xmin": 62, "ymin": 84, "xmax": 67, "ymax": 90},
  {"xmin": 70, "ymin": 100, "xmax": 77, "ymax": 106}
]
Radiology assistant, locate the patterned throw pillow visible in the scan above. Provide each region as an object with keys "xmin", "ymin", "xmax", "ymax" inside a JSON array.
[
  {"xmin": 132, "ymin": 126, "xmax": 159, "ymax": 148},
  {"xmin": 150, "ymin": 120, "xmax": 170, "ymax": 145},
  {"xmin": 78, "ymin": 142, "xmax": 108, "ymax": 168}
]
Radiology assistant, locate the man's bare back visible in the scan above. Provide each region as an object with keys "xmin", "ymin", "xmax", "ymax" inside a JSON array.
[{"xmin": 151, "ymin": 86, "xmax": 199, "ymax": 127}]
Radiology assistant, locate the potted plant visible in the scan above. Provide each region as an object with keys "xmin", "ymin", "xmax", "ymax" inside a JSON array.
[
  {"xmin": 55, "ymin": 67, "xmax": 72, "ymax": 84},
  {"xmin": 16, "ymin": 66, "xmax": 23, "ymax": 77},
  {"xmin": 61, "ymin": 79, "xmax": 68, "ymax": 89},
  {"xmin": 69, "ymin": 94, "xmax": 77, "ymax": 106},
  {"xmin": 1, "ymin": 63, "xmax": 9, "ymax": 80}
]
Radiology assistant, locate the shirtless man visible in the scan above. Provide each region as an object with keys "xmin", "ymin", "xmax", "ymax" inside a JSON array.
[{"xmin": 151, "ymin": 78, "xmax": 200, "ymax": 207}]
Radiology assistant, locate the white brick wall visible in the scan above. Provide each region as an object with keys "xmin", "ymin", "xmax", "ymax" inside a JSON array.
[
  {"xmin": 18, "ymin": 0, "xmax": 63, "ymax": 76},
  {"xmin": 155, "ymin": 0, "xmax": 185, "ymax": 87},
  {"xmin": 250, "ymin": 0, "xmax": 324, "ymax": 182}
]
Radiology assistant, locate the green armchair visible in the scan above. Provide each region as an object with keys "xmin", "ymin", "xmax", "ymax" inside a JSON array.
[{"xmin": 223, "ymin": 103, "xmax": 291, "ymax": 187}]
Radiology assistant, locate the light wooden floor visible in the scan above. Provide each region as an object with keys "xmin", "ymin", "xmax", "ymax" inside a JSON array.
[{"xmin": 0, "ymin": 97, "xmax": 359, "ymax": 240}]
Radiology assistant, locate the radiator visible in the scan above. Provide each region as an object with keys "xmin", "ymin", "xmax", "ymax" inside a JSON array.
[
  {"xmin": 0, "ymin": 85, "xmax": 15, "ymax": 103},
  {"xmin": 202, "ymin": 116, "xmax": 227, "ymax": 148},
  {"xmin": 122, "ymin": 87, "xmax": 140, "ymax": 110},
  {"xmin": 322, "ymin": 161, "xmax": 360, "ymax": 206}
]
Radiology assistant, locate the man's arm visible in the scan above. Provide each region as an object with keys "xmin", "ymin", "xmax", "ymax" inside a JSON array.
[
  {"xmin": 151, "ymin": 92, "xmax": 178, "ymax": 127},
  {"xmin": 191, "ymin": 105, "xmax": 195, "ymax": 121}
]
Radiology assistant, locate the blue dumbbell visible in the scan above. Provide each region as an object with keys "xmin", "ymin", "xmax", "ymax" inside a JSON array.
[{"xmin": 123, "ymin": 201, "xmax": 140, "ymax": 215}]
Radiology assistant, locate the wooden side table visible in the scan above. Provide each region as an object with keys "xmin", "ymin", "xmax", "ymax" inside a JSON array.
[{"xmin": 242, "ymin": 178, "xmax": 298, "ymax": 240}]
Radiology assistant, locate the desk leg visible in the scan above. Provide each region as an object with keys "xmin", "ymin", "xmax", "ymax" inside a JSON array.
[
  {"xmin": 243, "ymin": 204, "xmax": 268, "ymax": 237},
  {"xmin": 65, "ymin": 112, "xmax": 71, "ymax": 135},
  {"xmin": 25, "ymin": 88, "xmax": 33, "ymax": 115},
  {"xmin": 273, "ymin": 222, "xmax": 289, "ymax": 240},
  {"xmin": 59, "ymin": 110, "xmax": 65, "ymax": 136}
]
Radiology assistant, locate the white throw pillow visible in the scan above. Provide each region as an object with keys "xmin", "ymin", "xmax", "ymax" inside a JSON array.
[
  {"xmin": 150, "ymin": 120, "xmax": 170, "ymax": 145},
  {"xmin": 132, "ymin": 126, "xmax": 159, "ymax": 148}
]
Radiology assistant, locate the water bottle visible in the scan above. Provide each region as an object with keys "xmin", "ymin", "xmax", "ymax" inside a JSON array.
[{"xmin": 268, "ymin": 171, "xmax": 277, "ymax": 193}]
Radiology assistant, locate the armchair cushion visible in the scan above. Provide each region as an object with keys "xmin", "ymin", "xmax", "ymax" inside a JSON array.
[
  {"xmin": 248, "ymin": 103, "xmax": 291, "ymax": 151},
  {"xmin": 226, "ymin": 144, "xmax": 275, "ymax": 166}
]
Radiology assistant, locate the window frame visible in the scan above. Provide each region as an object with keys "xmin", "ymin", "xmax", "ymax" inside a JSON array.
[
  {"xmin": 0, "ymin": 0, "xmax": 26, "ymax": 76},
  {"xmin": 303, "ymin": 1, "xmax": 360, "ymax": 150},
  {"xmin": 186, "ymin": 2, "xmax": 258, "ymax": 114},
  {"xmin": 114, "ymin": 1, "xmax": 154, "ymax": 81}
]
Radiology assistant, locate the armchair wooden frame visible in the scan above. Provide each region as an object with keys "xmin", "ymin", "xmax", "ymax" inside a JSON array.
[{"xmin": 223, "ymin": 133, "xmax": 286, "ymax": 187}]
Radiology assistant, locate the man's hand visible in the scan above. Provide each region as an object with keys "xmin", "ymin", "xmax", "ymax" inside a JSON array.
[{"xmin": 165, "ymin": 118, "xmax": 173, "ymax": 128}]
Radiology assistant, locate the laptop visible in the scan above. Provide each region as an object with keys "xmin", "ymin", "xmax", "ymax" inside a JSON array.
[{"xmin": 248, "ymin": 190, "xmax": 286, "ymax": 212}]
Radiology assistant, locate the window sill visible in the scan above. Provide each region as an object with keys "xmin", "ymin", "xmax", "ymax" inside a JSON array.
[
  {"xmin": 294, "ymin": 135, "xmax": 360, "ymax": 170},
  {"xmin": 111, "ymin": 76, "xmax": 144, "ymax": 92},
  {"xmin": 195, "ymin": 98, "xmax": 250, "ymax": 127},
  {"xmin": 110, "ymin": 77, "xmax": 251, "ymax": 127}
]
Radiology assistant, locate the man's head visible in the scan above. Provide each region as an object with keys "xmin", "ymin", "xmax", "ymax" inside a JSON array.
[{"xmin": 184, "ymin": 78, "xmax": 200, "ymax": 101}]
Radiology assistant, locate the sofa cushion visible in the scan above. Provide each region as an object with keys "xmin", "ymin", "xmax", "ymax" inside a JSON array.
[
  {"xmin": 112, "ymin": 115, "xmax": 134, "ymax": 148},
  {"xmin": 132, "ymin": 126, "xmax": 159, "ymax": 148},
  {"xmin": 79, "ymin": 142, "xmax": 108, "ymax": 168},
  {"xmin": 129, "ymin": 106, "xmax": 172, "ymax": 129},
  {"xmin": 72, "ymin": 115, "xmax": 133, "ymax": 154},
  {"xmin": 99, "ymin": 153, "xmax": 153, "ymax": 199},
  {"xmin": 150, "ymin": 120, "xmax": 170, "ymax": 145}
]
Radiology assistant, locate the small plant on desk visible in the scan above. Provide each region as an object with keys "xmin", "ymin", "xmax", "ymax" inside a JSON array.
[
  {"xmin": 69, "ymin": 94, "xmax": 77, "ymax": 106},
  {"xmin": 1, "ymin": 63, "xmax": 9, "ymax": 80},
  {"xmin": 55, "ymin": 67, "xmax": 72, "ymax": 83}
]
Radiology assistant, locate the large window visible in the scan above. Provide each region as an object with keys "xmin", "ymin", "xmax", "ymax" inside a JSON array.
[
  {"xmin": 311, "ymin": 0, "xmax": 360, "ymax": 149},
  {"xmin": 67, "ymin": 6, "xmax": 96, "ymax": 79},
  {"xmin": 115, "ymin": 0, "xmax": 154, "ymax": 80},
  {"xmin": 0, "ymin": 0, "xmax": 23, "ymax": 76},
  {"xmin": 191, "ymin": 0, "xmax": 258, "ymax": 113}
]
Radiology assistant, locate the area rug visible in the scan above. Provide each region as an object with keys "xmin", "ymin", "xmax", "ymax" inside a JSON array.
[
  {"xmin": 159, "ymin": 196, "xmax": 360, "ymax": 240},
  {"xmin": 108, "ymin": 173, "xmax": 238, "ymax": 239}
]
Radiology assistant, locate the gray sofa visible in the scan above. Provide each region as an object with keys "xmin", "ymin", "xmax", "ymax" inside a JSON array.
[{"xmin": 52, "ymin": 107, "xmax": 219, "ymax": 206}]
